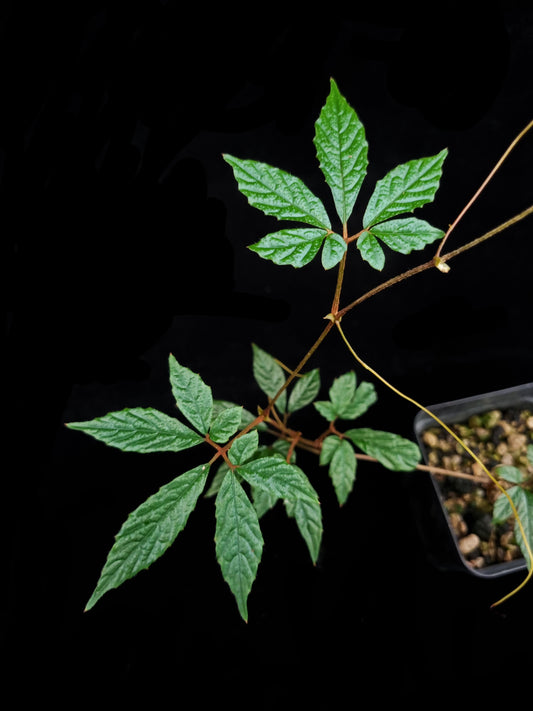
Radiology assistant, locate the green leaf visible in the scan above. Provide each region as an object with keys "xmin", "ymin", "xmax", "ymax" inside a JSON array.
[
  {"xmin": 493, "ymin": 487, "xmax": 533, "ymax": 568},
  {"xmin": 228, "ymin": 430, "xmax": 259, "ymax": 466},
  {"xmin": 288, "ymin": 368, "xmax": 321, "ymax": 413},
  {"xmin": 362, "ymin": 149, "xmax": 447, "ymax": 228},
  {"xmin": 329, "ymin": 371, "xmax": 356, "ymax": 416},
  {"xmin": 329, "ymin": 438, "xmax": 357, "ymax": 506},
  {"xmin": 239, "ymin": 455, "xmax": 319, "ymax": 504},
  {"xmin": 67, "ymin": 407, "xmax": 204, "ymax": 453},
  {"xmin": 215, "ymin": 470, "xmax": 264, "ymax": 621},
  {"xmin": 339, "ymin": 381, "xmax": 377, "ymax": 420},
  {"xmin": 512, "ymin": 488, "xmax": 533, "ymax": 567},
  {"xmin": 248, "ymin": 228, "xmax": 327, "ymax": 268},
  {"xmin": 314, "ymin": 78, "xmax": 368, "ymax": 225},
  {"xmin": 252, "ymin": 487, "xmax": 278, "ymax": 519},
  {"xmin": 357, "ymin": 230, "xmax": 385, "ymax": 271},
  {"xmin": 345, "ymin": 428, "xmax": 421, "ymax": 471},
  {"xmin": 528, "ymin": 445, "xmax": 533, "ymax": 466},
  {"xmin": 367, "ymin": 217, "xmax": 444, "ymax": 255},
  {"xmin": 169, "ymin": 354, "xmax": 213, "ymax": 434},
  {"xmin": 209, "ymin": 406, "xmax": 243, "ymax": 444},
  {"xmin": 252, "ymin": 343, "xmax": 287, "ymax": 413},
  {"xmin": 321, "ymin": 233, "xmax": 347, "ymax": 270},
  {"xmin": 85, "ymin": 464, "xmax": 209, "ymax": 611},
  {"xmin": 492, "ymin": 487, "xmax": 515, "ymax": 524},
  {"xmin": 213, "ymin": 400, "xmax": 267, "ymax": 432},
  {"xmin": 319, "ymin": 435, "xmax": 342, "ymax": 466},
  {"xmin": 313, "ymin": 375, "xmax": 377, "ymax": 422},
  {"xmin": 313, "ymin": 400, "xmax": 338, "ymax": 422},
  {"xmin": 223, "ymin": 154, "xmax": 331, "ymax": 229},
  {"xmin": 204, "ymin": 461, "xmax": 230, "ymax": 498},
  {"xmin": 291, "ymin": 497, "xmax": 323, "ymax": 564},
  {"xmin": 496, "ymin": 466, "xmax": 527, "ymax": 485}
]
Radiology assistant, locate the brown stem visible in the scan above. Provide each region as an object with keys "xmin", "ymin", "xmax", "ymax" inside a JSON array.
[
  {"xmin": 269, "ymin": 320, "xmax": 334, "ymax": 408},
  {"xmin": 337, "ymin": 204, "xmax": 533, "ymax": 319},
  {"xmin": 435, "ymin": 118, "xmax": 533, "ymax": 259}
]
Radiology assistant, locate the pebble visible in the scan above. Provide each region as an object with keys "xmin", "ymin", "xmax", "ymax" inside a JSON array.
[{"xmin": 458, "ymin": 533, "xmax": 481, "ymax": 556}]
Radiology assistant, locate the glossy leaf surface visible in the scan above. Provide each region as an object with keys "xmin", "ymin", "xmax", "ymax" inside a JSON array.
[
  {"xmin": 287, "ymin": 497, "xmax": 323, "ymax": 563},
  {"xmin": 224, "ymin": 154, "xmax": 331, "ymax": 229},
  {"xmin": 67, "ymin": 407, "xmax": 203, "ymax": 453},
  {"xmin": 215, "ymin": 471, "xmax": 264, "ymax": 621},
  {"xmin": 209, "ymin": 405, "xmax": 243, "ymax": 443},
  {"xmin": 321, "ymin": 233, "xmax": 347, "ymax": 270},
  {"xmin": 288, "ymin": 368, "xmax": 321, "ymax": 413},
  {"xmin": 252, "ymin": 343, "xmax": 287, "ymax": 413},
  {"xmin": 248, "ymin": 228, "xmax": 327, "ymax": 268},
  {"xmin": 363, "ymin": 149, "xmax": 447, "ymax": 228},
  {"xmin": 239, "ymin": 455, "xmax": 319, "ymax": 504},
  {"xmin": 169, "ymin": 354, "xmax": 213, "ymax": 434},
  {"xmin": 85, "ymin": 464, "xmax": 209, "ymax": 610},
  {"xmin": 329, "ymin": 438, "xmax": 357, "ymax": 505},
  {"xmin": 493, "ymin": 486, "xmax": 533, "ymax": 569},
  {"xmin": 314, "ymin": 77, "xmax": 368, "ymax": 225},
  {"xmin": 345, "ymin": 428, "xmax": 421, "ymax": 471}
]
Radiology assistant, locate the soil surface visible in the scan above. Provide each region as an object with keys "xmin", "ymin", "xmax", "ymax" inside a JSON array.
[{"xmin": 422, "ymin": 408, "xmax": 533, "ymax": 569}]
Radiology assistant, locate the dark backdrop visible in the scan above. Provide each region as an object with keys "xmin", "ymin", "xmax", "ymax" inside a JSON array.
[{"xmin": 5, "ymin": 2, "xmax": 533, "ymax": 704}]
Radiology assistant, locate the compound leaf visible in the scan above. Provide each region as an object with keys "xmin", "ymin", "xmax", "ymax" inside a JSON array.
[
  {"xmin": 345, "ymin": 428, "xmax": 421, "ymax": 471},
  {"xmin": 223, "ymin": 154, "xmax": 331, "ymax": 230},
  {"xmin": 169, "ymin": 354, "xmax": 213, "ymax": 434},
  {"xmin": 215, "ymin": 470, "xmax": 264, "ymax": 621},
  {"xmin": 339, "ymin": 381, "xmax": 377, "ymax": 420},
  {"xmin": 252, "ymin": 343, "xmax": 287, "ymax": 413},
  {"xmin": 321, "ymin": 233, "xmax": 347, "ymax": 270},
  {"xmin": 288, "ymin": 368, "xmax": 321, "ymax": 413},
  {"xmin": 85, "ymin": 464, "xmax": 209, "ymax": 611},
  {"xmin": 363, "ymin": 149, "xmax": 447, "ymax": 228},
  {"xmin": 239, "ymin": 455, "xmax": 319, "ymax": 504},
  {"xmin": 314, "ymin": 77, "xmax": 368, "ymax": 225},
  {"xmin": 67, "ymin": 407, "xmax": 204, "ymax": 453},
  {"xmin": 248, "ymin": 228, "xmax": 327, "ymax": 268}
]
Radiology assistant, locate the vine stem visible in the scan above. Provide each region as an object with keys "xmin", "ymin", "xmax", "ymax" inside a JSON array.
[
  {"xmin": 334, "ymin": 318, "xmax": 533, "ymax": 607},
  {"xmin": 337, "ymin": 203, "xmax": 533, "ymax": 320},
  {"xmin": 265, "ymin": 425, "xmax": 488, "ymax": 482},
  {"xmin": 435, "ymin": 118, "xmax": 533, "ymax": 259}
]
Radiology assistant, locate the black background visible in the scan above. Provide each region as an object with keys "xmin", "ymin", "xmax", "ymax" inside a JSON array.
[{"xmin": 5, "ymin": 1, "xmax": 533, "ymax": 704}]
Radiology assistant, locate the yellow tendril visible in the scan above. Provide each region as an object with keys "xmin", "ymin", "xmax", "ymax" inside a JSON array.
[{"xmin": 334, "ymin": 318, "xmax": 533, "ymax": 606}]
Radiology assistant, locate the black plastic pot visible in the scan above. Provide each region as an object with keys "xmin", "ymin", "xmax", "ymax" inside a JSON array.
[{"xmin": 412, "ymin": 383, "xmax": 533, "ymax": 578}]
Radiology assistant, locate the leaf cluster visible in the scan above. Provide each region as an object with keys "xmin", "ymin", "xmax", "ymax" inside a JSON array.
[
  {"xmin": 225, "ymin": 78, "xmax": 446, "ymax": 273},
  {"xmin": 68, "ymin": 347, "xmax": 421, "ymax": 620}
]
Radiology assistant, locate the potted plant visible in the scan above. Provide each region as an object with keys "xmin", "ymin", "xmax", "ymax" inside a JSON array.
[
  {"xmin": 413, "ymin": 383, "xmax": 533, "ymax": 578},
  {"xmin": 66, "ymin": 79, "xmax": 533, "ymax": 620}
]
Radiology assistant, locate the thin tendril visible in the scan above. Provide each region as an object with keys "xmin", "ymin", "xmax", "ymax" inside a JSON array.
[{"xmin": 334, "ymin": 318, "xmax": 533, "ymax": 607}]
